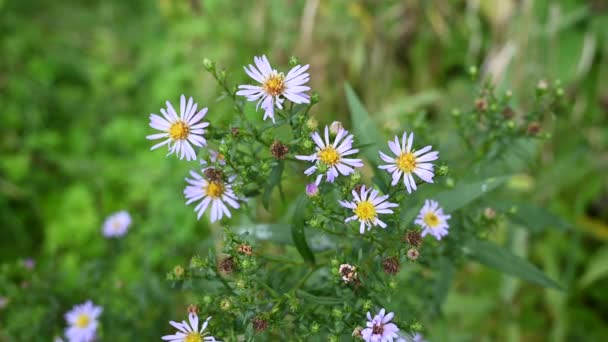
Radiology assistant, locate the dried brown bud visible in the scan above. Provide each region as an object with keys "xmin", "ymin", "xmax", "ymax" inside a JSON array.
[
  {"xmin": 237, "ymin": 243, "xmax": 253, "ymax": 256},
  {"xmin": 231, "ymin": 127, "xmax": 240, "ymax": 136},
  {"xmin": 204, "ymin": 167, "xmax": 224, "ymax": 182},
  {"xmin": 475, "ymin": 98, "xmax": 488, "ymax": 112},
  {"xmin": 353, "ymin": 184, "xmax": 363, "ymax": 194},
  {"xmin": 484, "ymin": 207, "xmax": 496, "ymax": 220},
  {"xmin": 407, "ymin": 248, "xmax": 420, "ymax": 261},
  {"xmin": 404, "ymin": 230, "xmax": 422, "ymax": 247},
  {"xmin": 339, "ymin": 264, "xmax": 358, "ymax": 283},
  {"xmin": 352, "ymin": 326, "xmax": 363, "ymax": 337},
  {"xmin": 527, "ymin": 122, "xmax": 541, "ymax": 135},
  {"xmin": 382, "ymin": 257, "xmax": 400, "ymax": 275},
  {"xmin": 270, "ymin": 140, "xmax": 289, "ymax": 159},
  {"xmin": 219, "ymin": 256, "xmax": 236, "ymax": 274},
  {"xmin": 502, "ymin": 107, "xmax": 515, "ymax": 119},
  {"xmin": 187, "ymin": 304, "xmax": 199, "ymax": 315},
  {"xmin": 252, "ymin": 316, "xmax": 268, "ymax": 332}
]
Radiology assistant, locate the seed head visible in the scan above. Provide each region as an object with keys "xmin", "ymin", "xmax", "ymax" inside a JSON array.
[
  {"xmin": 475, "ymin": 98, "xmax": 488, "ymax": 112},
  {"xmin": 219, "ymin": 256, "xmax": 236, "ymax": 274},
  {"xmin": 382, "ymin": 256, "xmax": 400, "ymax": 275},
  {"xmin": 407, "ymin": 248, "xmax": 420, "ymax": 261},
  {"xmin": 502, "ymin": 107, "xmax": 515, "ymax": 119},
  {"xmin": 404, "ymin": 230, "xmax": 422, "ymax": 247},
  {"xmin": 270, "ymin": 140, "xmax": 289, "ymax": 159},
  {"xmin": 252, "ymin": 316, "xmax": 268, "ymax": 332},
  {"xmin": 527, "ymin": 122, "xmax": 541, "ymax": 135}
]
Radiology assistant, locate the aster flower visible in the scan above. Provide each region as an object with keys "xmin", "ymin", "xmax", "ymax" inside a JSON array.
[
  {"xmin": 415, "ymin": 199, "xmax": 451, "ymax": 240},
  {"xmin": 147, "ymin": 95, "xmax": 210, "ymax": 161},
  {"xmin": 64, "ymin": 300, "xmax": 102, "ymax": 342},
  {"xmin": 162, "ymin": 313, "xmax": 218, "ymax": 342},
  {"xmin": 184, "ymin": 166, "xmax": 241, "ymax": 222},
  {"xmin": 236, "ymin": 55, "xmax": 310, "ymax": 122},
  {"xmin": 361, "ymin": 308, "xmax": 400, "ymax": 342},
  {"xmin": 339, "ymin": 185, "xmax": 398, "ymax": 234},
  {"xmin": 296, "ymin": 125, "xmax": 364, "ymax": 183},
  {"xmin": 379, "ymin": 132, "xmax": 438, "ymax": 193},
  {"xmin": 102, "ymin": 211, "xmax": 132, "ymax": 238}
]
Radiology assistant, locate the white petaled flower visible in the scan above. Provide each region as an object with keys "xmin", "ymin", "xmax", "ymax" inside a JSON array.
[
  {"xmin": 102, "ymin": 211, "xmax": 132, "ymax": 238},
  {"xmin": 236, "ymin": 55, "xmax": 310, "ymax": 123},
  {"xmin": 361, "ymin": 308, "xmax": 400, "ymax": 342},
  {"xmin": 147, "ymin": 95, "xmax": 210, "ymax": 161},
  {"xmin": 184, "ymin": 166, "xmax": 241, "ymax": 222},
  {"xmin": 339, "ymin": 185, "xmax": 398, "ymax": 234},
  {"xmin": 379, "ymin": 132, "xmax": 438, "ymax": 193},
  {"xmin": 415, "ymin": 199, "xmax": 451, "ymax": 240},
  {"xmin": 295, "ymin": 125, "xmax": 364, "ymax": 183},
  {"xmin": 64, "ymin": 300, "xmax": 102, "ymax": 342},
  {"xmin": 162, "ymin": 313, "xmax": 219, "ymax": 342}
]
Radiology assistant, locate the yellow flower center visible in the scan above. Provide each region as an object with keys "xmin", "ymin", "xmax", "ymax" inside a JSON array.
[
  {"xmin": 423, "ymin": 212, "xmax": 440, "ymax": 228},
  {"xmin": 263, "ymin": 73, "xmax": 286, "ymax": 97},
  {"xmin": 75, "ymin": 314, "xmax": 90, "ymax": 328},
  {"xmin": 184, "ymin": 332, "xmax": 202, "ymax": 342},
  {"xmin": 112, "ymin": 221, "xmax": 122, "ymax": 231},
  {"xmin": 206, "ymin": 182, "xmax": 224, "ymax": 198},
  {"xmin": 318, "ymin": 146, "xmax": 340, "ymax": 166},
  {"xmin": 396, "ymin": 152, "xmax": 417, "ymax": 173},
  {"xmin": 169, "ymin": 121, "xmax": 190, "ymax": 140},
  {"xmin": 354, "ymin": 201, "xmax": 376, "ymax": 221}
]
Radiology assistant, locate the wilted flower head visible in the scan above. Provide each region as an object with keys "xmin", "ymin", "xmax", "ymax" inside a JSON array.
[
  {"xmin": 102, "ymin": 211, "xmax": 132, "ymax": 238},
  {"xmin": 270, "ymin": 140, "xmax": 289, "ymax": 159},
  {"xmin": 237, "ymin": 243, "xmax": 253, "ymax": 256},
  {"xmin": 404, "ymin": 230, "xmax": 422, "ymax": 247},
  {"xmin": 330, "ymin": 121, "xmax": 343, "ymax": 134},
  {"xmin": 382, "ymin": 257, "xmax": 400, "ymax": 275},
  {"xmin": 415, "ymin": 200, "xmax": 451, "ymax": 240},
  {"xmin": 218, "ymin": 256, "xmax": 236, "ymax": 274},
  {"xmin": 407, "ymin": 248, "xmax": 420, "ymax": 261},
  {"xmin": 236, "ymin": 55, "xmax": 310, "ymax": 123},
  {"xmin": 339, "ymin": 185, "xmax": 398, "ymax": 234},
  {"xmin": 296, "ymin": 125, "xmax": 363, "ymax": 183},
  {"xmin": 379, "ymin": 132, "xmax": 439, "ymax": 193},
  {"xmin": 184, "ymin": 165, "xmax": 241, "ymax": 222},
  {"xmin": 339, "ymin": 263, "xmax": 358, "ymax": 283},
  {"xmin": 252, "ymin": 316, "xmax": 268, "ymax": 332},
  {"xmin": 162, "ymin": 313, "xmax": 218, "ymax": 342},
  {"xmin": 147, "ymin": 95, "xmax": 210, "ymax": 161},
  {"xmin": 361, "ymin": 308, "xmax": 400, "ymax": 342},
  {"xmin": 64, "ymin": 300, "xmax": 102, "ymax": 342}
]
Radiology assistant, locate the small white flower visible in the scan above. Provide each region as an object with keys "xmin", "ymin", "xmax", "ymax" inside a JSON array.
[
  {"xmin": 296, "ymin": 125, "xmax": 363, "ymax": 183},
  {"xmin": 64, "ymin": 300, "xmax": 102, "ymax": 342},
  {"xmin": 102, "ymin": 211, "xmax": 132, "ymax": 238},
  {"xmin": 162, "ymin": 313, "xmax": 219, "ymax": 342},
  {"xmin": 184, "ymin": 166, "xmax": 241, "ymax": 222},
  {"xmin": 339, "ymin": 185, "xmax": 398, "ymax": 234},
  {"xmin": 415, "ymin": 199, "xmax": 451, "ymax": 240},
  {"xmin": 147, "ymin": 95, "xmax": 210, "ymax": 161},
  {"xmin": 379, "ymin": 132, "xmax": 438, "ymax": 193},
  {"xmin": 361, "ymin": 308, "xmax": 400, "ymax": 342},
  {"xmin": 236, "ymin": 55, "xmax": 310, "ymax": 123}
]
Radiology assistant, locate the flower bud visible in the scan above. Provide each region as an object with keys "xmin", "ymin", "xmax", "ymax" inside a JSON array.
[
  {"xmin": 305, "ymin": 183, "xmax": 319, "ymax": 197},
  {"xmin": 202, "ymin": 58, "xmax": 215, "ymax": 72},
  {"xmin": 331, "ymin": 308, "xmax": 343, "ymax": 319},
  {"xmin": 302, "ymin": 139, "xmax": 313, "ymax": 150},
  {"xmin": 407, "ymin": 248, "xmax": 420, "ymax": 261},
  {"xmin": 203, "ymin": 295, "xmax": 212, "ymax": 304},
  {"xmin": 389, "ymin": 279, "xmax": 398, "ymax": 289},
  {"xmin": 217, "ymin": 69, "xmax": 227, "ymax": 82},
  {"xmin": 329, "ymin": 121, "xmax": 343, "ymax": 135},
  {"xmin": 527, "ymin": 122, "xmax": 541, "ymax": 136},
  {"xmin": 363, "ymin": 299, "xmax": 373, "ymax": 311},
  {"xmin": 306, "ymin": 117, "xmax": 318, "ymax": 131},
  {"xmin": 382, "ymin": 257, "xmax": 400, "ymax": 275},
  {"xmin": 289, "ymin": 56, "xmax": 299, "ymax": 66},
  {"xmin": 328, "ymin": 335, "xmax": 339, "ymax": 342},
  {"xmin": 537, "ymin": 80, "xmax": 548, "ymax": 92},
  {"xmin": 468, "ymin": 66, "xmax": 478, "ymax": 77},
  {"xmin": 311, "ymin": 322, "xmax": 320, "ymax": 333},
  {"xmin": 173, "ymin": 265, "xmax": 185, "ymax": 279},
  {"xmin": 451, "ymin": 109, "xmax": 461, "ymax": 117},
  {"xmin": 475, "ymin": 98, "xmax": 488, "ymax": 112},
  {"xmin": 237, "ymin": 243, "xmax": 253, "ymax": 255},
  {"xmin": 350, "ymin": 171, "xmax": 361, "ymax": 183},
  {"xmin": 484, "ymin": 207, "xmax": 496, "ymax": 220},
  {"xmin": 220, "ymin": 298, "xmax": 232, "ymax": 311},
  {"xmin": 311, "ymin": 92, "xmax": 320, "ymax": 104},
  {"xmin": 437, "ymin": 165, "xmax": 449, "ymax": 176}
]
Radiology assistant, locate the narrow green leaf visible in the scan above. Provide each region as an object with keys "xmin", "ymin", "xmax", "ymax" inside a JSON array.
[
  {"xmin": 291, "ymin": 196, "xmax": 316, "ymax": 266},
  {"xmin": 432, "ymin": 257, "xmax": 455, "ymax": 316},
  {"xmin": 344, "ymin": 83, "xmax": 384, "ymax": 164},
  {"xmin": 262, "ymin": 160, "xmax": 284, "ymax": 210},
  {"xmin": 579, "ymin": 246, "xmax": 608, "ymax": 288},
  {"xmin": 435, "ymin": 176, "xmax": 510, "ymax": 212},
  {"xmin": 494, "ymin": 201, "xmax": 570, "ymax": 232},
  {"xmin": 296, "ymin": 290, "xmax": 344, "ymax": 305},
  {"xmin": 467, "ymin": 240, "xmax": 563, "ymax": 290}
]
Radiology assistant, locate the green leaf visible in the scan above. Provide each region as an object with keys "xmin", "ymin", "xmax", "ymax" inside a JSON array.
[
  {"xmin": 579, "ymin": 246, "xmax": 608, "ymax": 288},
  {"xmin": 432, "ymin": 257, "xmax": 455, "ymax": 316},
  {"xmin": 262, "ymin": 160, "xmax": 284, "ymax": 210},
  {"xmin": 344, "ymin": 83, "xmax": 384, "ymax": 165},
  {"xmin": 296, "ymin": 290, "xmax": 344, "ymax": 305},
  {"xmin": 435, "ymin": 176, "xmax": 511, "ymax": 212},
  {"xmin": 466, "ymin": 240, "xmax": 563, "ymax": 290},
  {"xmin": 291, "ymin": 196, "xmax": 316, "ymax": 266},
  {"xmin": 497, "ymin": 202, "xmax": 570, "ymax": 233}
]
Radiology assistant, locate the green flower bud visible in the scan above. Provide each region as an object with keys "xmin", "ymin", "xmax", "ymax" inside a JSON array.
[
  {"xmin": 445, "ymin": 177, "xmax": 455, "ymax": 188},
  {"xmin": 220, "ymin": 298, "xmax": 232, "ymax": 311},
  {"xmin": 302, "ymin": 139, "xmax": 313, "ymax": 150},
  {"xmin": 311, "ymin": 322, "xmax": 320, "ymax": 333},
  {"xmin": 217, "ymin": 69, "xmax": 227, "ymax": 82},
  {"xmin": 202, "ymin": 58, "xmax": 215, "ymax": 72},
  {"xmin": 289, "ymin": 56, "xmax": 300, "ymax": 66},
  {"xmin": 306, "ymin": 117, "xmax": 318, "ymax": 131},
  {"xmin": 389, "ymin": 279, "xmax": 398, "ymax": 289},
  {"xmin": 317, "ymin": 162, "xmax": 329, "ymax": 173},
  {"xmin": 331, "ymin": 308, "xmax": 342, "ymax": 319},
  {"xmin": 437, "ymin": 165, "xmax": 449, "ymax": 176},
  {"xmin": 363, "ymin": 299, "xmax": 373, "ymax": 311},
  {"xmin": 173, "ymin": 265, "xmax": 185, "ymax": 279},
  {"xmin": 350, "ymin": 171, "xmax": 361, "ymax": 183},
  {"xmin": 468, "ymin": 66, "xmax": 478, "ymax": 77},
  {"xmin": 410, "ymin": 322, "xmax": 423, "ymax": 331},
  {"xmin": 328, "ymin": 335, "xmax": 338, "ymax": 342},
  {"xmin": 331, "ymin": 259, "xmax": 339, "ymax": 266},
  {"xmin": 241, "ymin": 259, "xmax": 252, "ymax": 270},
  {"xmin": 203, "ymin": 295, "xmax": 212, "ymax": 304},
  {"xmin": 507, "ymin": 120, "xmax": 515, "ymax": 129},
  {"xmin": 451, "ymin": 109, "xmax": 461, "ymax": 117},
  {"xmin": 311, "ymin": 92, "xmax": 320, "ymax": 104},
  {"xmin": 556, "ymin": 88, "xmax": 564, "ymax": 97}
]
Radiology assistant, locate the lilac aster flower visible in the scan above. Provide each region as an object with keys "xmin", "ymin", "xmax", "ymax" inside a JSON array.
[
  {"xmin": 295, "ymin": 125, "xmax": 364, "ymax": 183},
  {"xmin": 236, "ymin": 55, "xmax": 310, "ymax": 123},
  {"xmin": 379, "ymin": 132, "xmax": 438, "ymax": 193},
  {"xmin": 147, "ymin": 95, "xmax": 210, "ymax": 161},
  {"xmin": 184, "ymin": 166, "xmax": 241, "ymax": 222},
  {"xmin": 102, "ymin": 211, "xmax": 132, "ymax": 238},
  {"xmin": 162, "ymin": 313, "xmax": 218, "ymax": 342},
  {"xmin": 415, "ymin": 199, "xmax": 451, "ymax": 240},
  {"xmin": 361, "ymin": 308, "xmax": 400, "ymax": 342},
  {"xmin": 23, "ymin": 258, "xmax": 35, "ymax": 270},
  {"xmin": 64, "ymin": 300, "xmax": 102, "ymax": 342},
  {"xmin": 339, "ymin": 185, "xmax": 398, "ymax": 234}
]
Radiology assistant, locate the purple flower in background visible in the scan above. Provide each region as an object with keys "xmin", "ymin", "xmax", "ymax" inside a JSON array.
[
  {"xmin": 64, "ymin": 300, "xmax": 102, "ymax": 342},
  {"xmin": 236, "ymin": 55, "xmax": 310, "ymax": 123},
  {"xmin": 102, "ymin": 211, "xmax": 132, "ymax": 238},
  {"xmin": 23, "ymin": 258, "xmax": 35, "ymax": 270},
  {"xmin": 415, "ymin": 200, "xmax": 451, "ymax": 241},
  {"xmin": 361, "ymin": 308, "xmax": 400, "ymax": 342}
]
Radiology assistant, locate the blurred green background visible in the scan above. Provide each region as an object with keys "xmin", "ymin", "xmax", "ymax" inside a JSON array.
[{"xmin": 1, "ymin": 0, "xmax": 607, "ymax": 340}]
